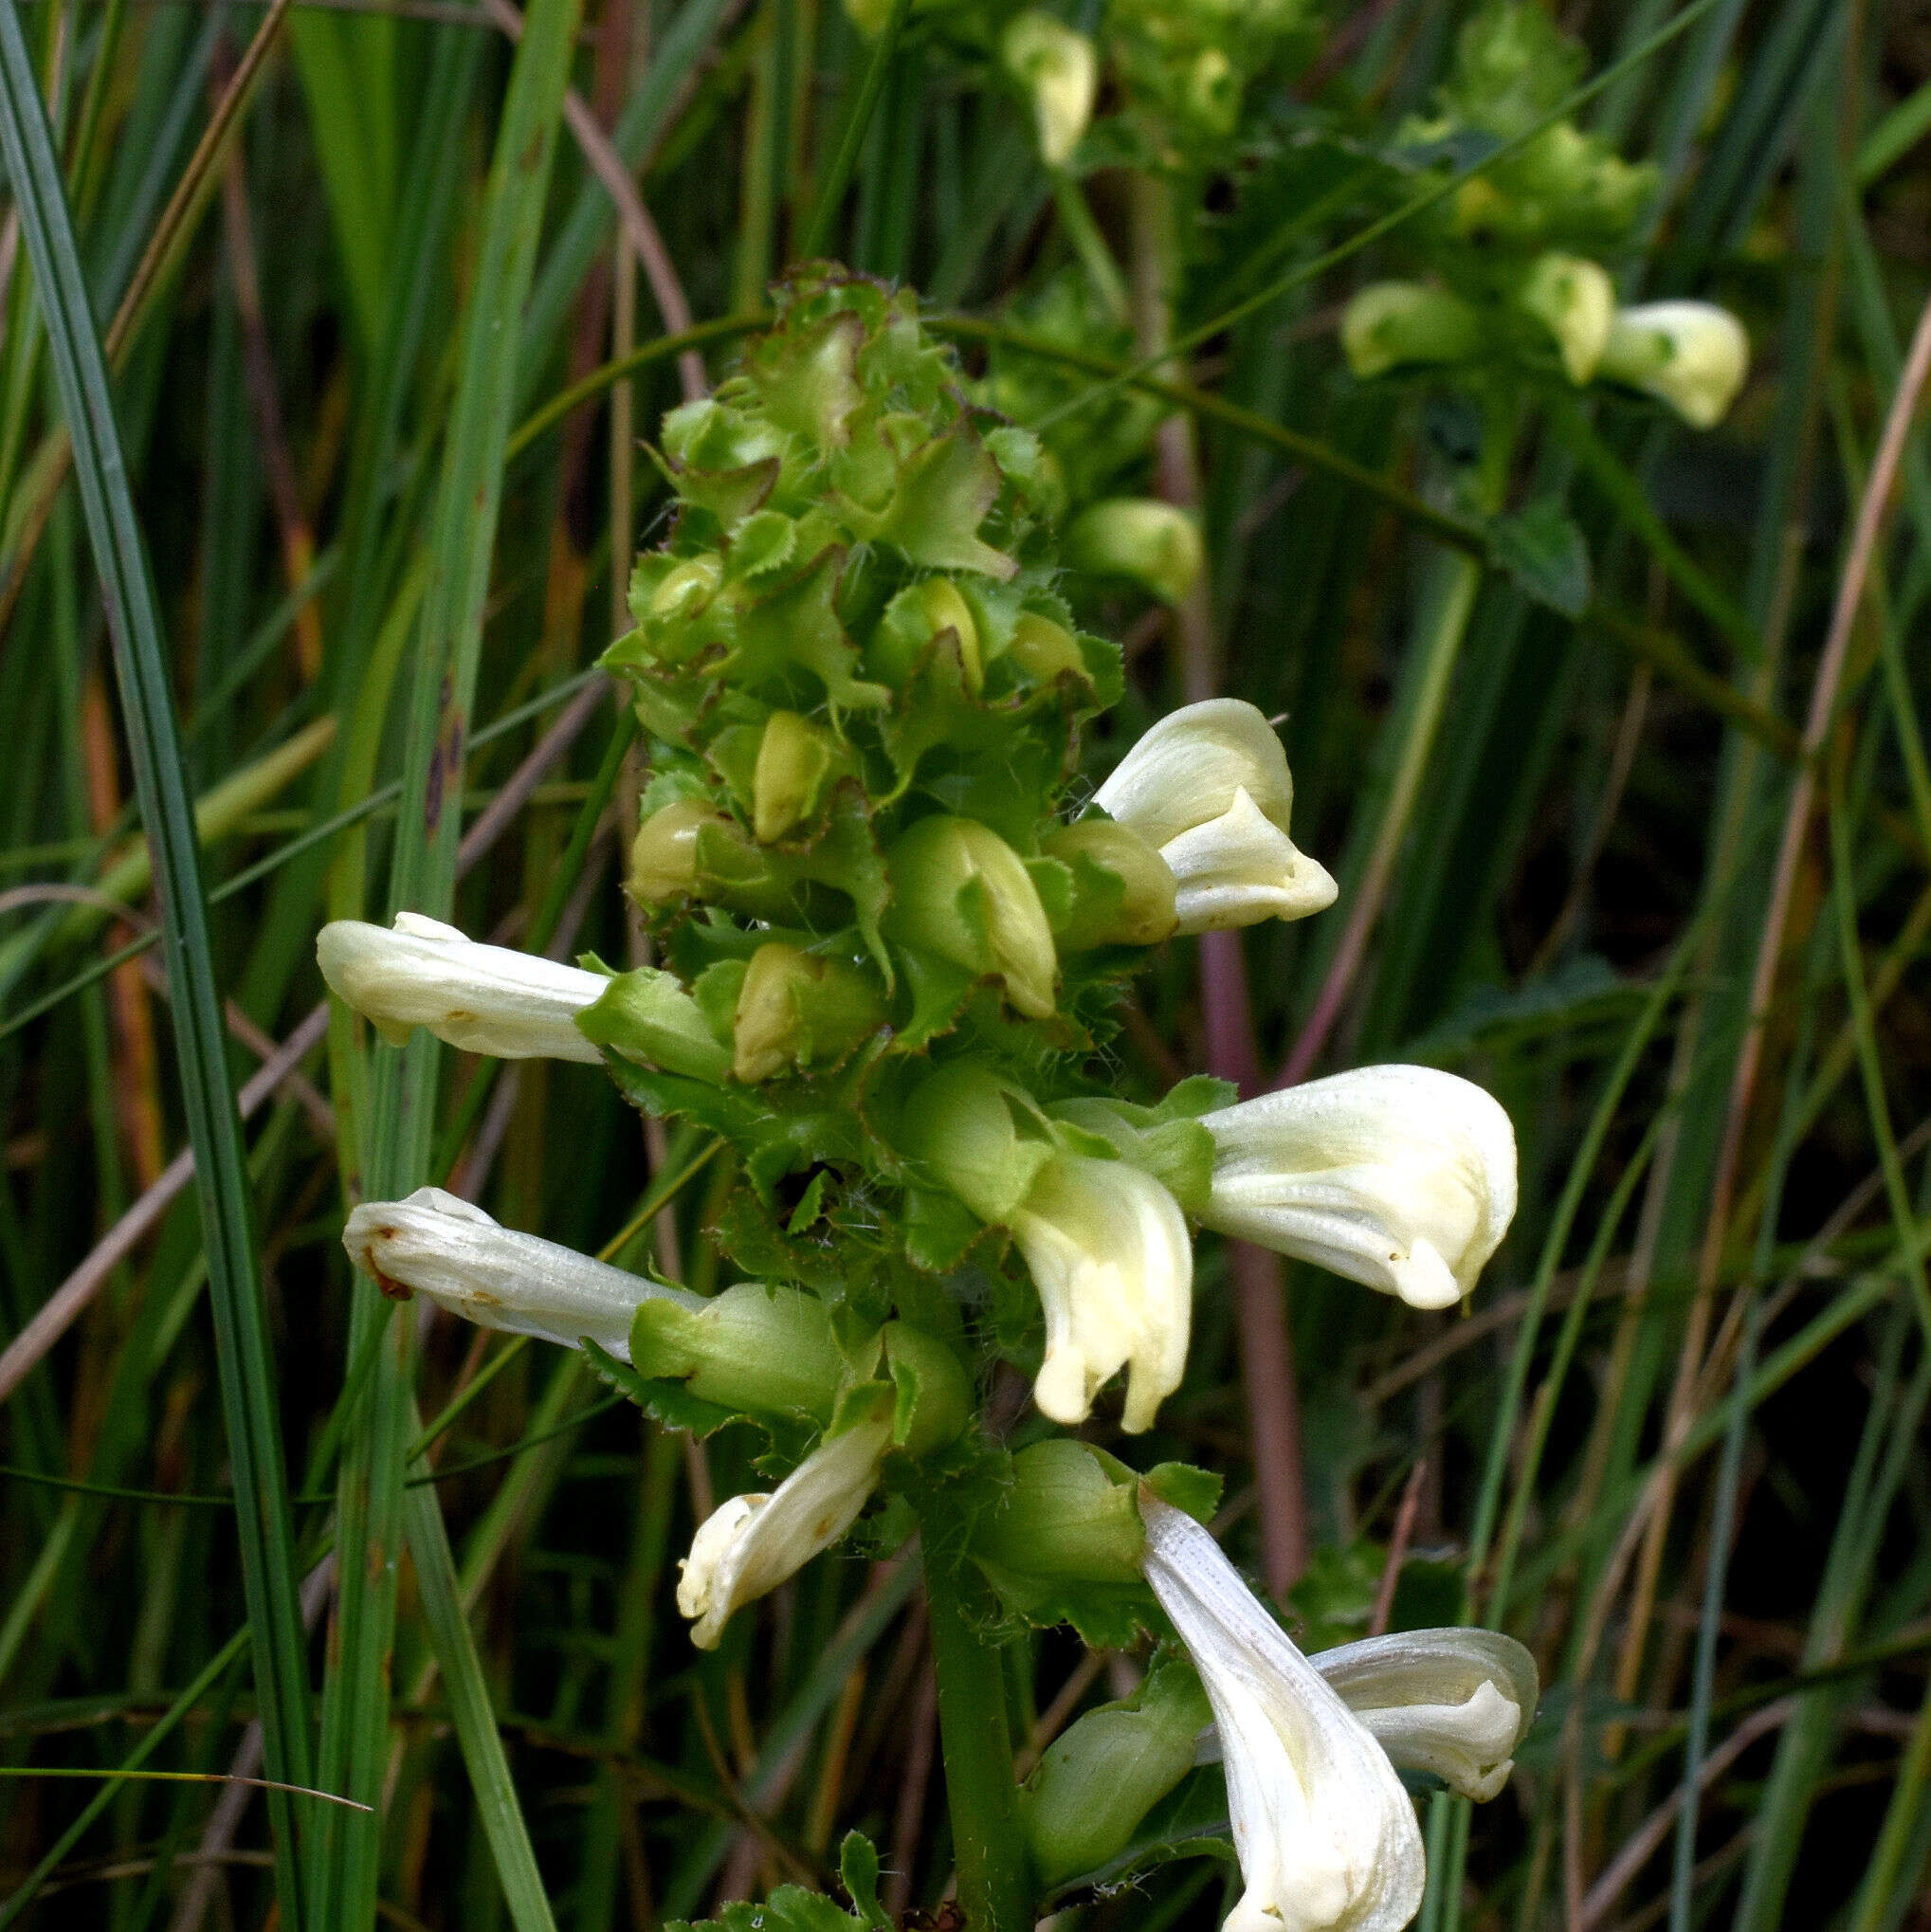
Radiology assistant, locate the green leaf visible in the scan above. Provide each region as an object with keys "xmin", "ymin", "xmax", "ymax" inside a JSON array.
[
  {"xmin": 838, "ymin": 1831, "xmax": 892, "ymax": 1928},
  {"xmin": 1487, "ymin": 498, "xmax": 1592, "ymax": 617},
  {"xmin": 581, "ymin": 1339, "xmax": 741, "ymax": 1439}
]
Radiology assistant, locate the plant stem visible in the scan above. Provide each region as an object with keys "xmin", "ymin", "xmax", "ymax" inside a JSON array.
[{"xmin": 920, "ymin": 1521, "xmax": 1032, "ymax": 1931}]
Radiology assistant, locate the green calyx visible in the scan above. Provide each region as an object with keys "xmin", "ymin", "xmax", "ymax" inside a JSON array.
[
  {"xmin": 630, "ymin": 1283, "xmax": 847, "ymax": 1424},
  {"xmin": 1023, "ymin": 1650, "xmax": 1211, "ymax": 1886}
]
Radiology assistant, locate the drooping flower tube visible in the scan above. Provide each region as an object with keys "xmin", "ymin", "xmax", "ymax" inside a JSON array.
[
  {"xmin": 1140, "ymin": 1494, "xmax": 1426, "ymax": 1932},
  {"xmin": 1197, "ymin": 1066, "xmax": 1518, "ymax": 1310},
  {"xmin": 343, "ymin": 1187, "xmax": 701, "ymax": 1354},
  {"xmin": 1094, "ymin": 700, "xmax": 1337, "ymax": 933},
  {"xmin": 901, "ymin": 1065, "xmax": 1192, "ymax": 1433},
  {"xmin": 1339, "ymin": 282, "xmax": 1482, "ymax": 380},
  {"xmin": 1596, "ymin": 301, "xmax": 1749, "ymax": 428},
  {"xmin": 1064, "ymin": 499, "xmax": 1205, "ymax": 607},
  {"xmin": 319, "ymin": 912, "xmax": 606, "ymax": 1062},
  {"xmin": 677, "ymin": 1414, "xmax": 895, "ymax": 1649},
  {"xmin": 1518, "ymin": 252, "xmax": 1614, "ymax": 384}
]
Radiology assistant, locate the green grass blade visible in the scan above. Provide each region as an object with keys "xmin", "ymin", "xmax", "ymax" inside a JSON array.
[
  {"xmin": 0, "ymin": 11, "xmax": 316, "ymax": 1928},
  {"xmin": 317, "ymin": 0, "xmax": 587, "ymax": 1921}
]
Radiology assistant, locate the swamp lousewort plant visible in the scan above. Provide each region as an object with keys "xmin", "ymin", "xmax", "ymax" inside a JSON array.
[{"xmin": 323, "ymin": 272, "xmax": 1531, "ymax": 1928}]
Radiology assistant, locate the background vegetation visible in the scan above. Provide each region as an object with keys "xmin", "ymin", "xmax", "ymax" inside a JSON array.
[{"xmin": 1, "ymin": 0, "xmax": 1928, "ymax": 1927}]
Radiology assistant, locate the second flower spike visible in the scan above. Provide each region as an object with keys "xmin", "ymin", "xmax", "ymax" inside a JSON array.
[
  {"xmin": 1198, "ymin": 1065, "xmax": 1518, "ymax": 1310},
  {"xmin": 1094, "ymin": 700, "xmax": 1337, "ymax": 933}
]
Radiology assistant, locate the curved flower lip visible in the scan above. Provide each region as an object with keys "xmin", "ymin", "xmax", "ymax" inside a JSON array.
[
  {"xmin": 1600, "ymin": 301, "xmax": 1749, "ymax": 429},
  {"xmin": 676, "ymin": 1417, "xmax": 893, "ymax": 1649},
  {"xmin": 1199, "ymin": 1066, "xmax": 1518, "ymax": 1309},
  {"xmin": 1140, "ymin": 1495, "xmax": 1425, "ymax": 1932},
  {"xmin": 1011, "ymin": 1153, "xmax": 1192, "ymax": 1434},
  {"xmin": 318, "ymin": 913, "xmax": 607, "ymax": 1063},
  {"xmin": 1197, "ymin": 1628, "xmax": 1539, "ymax": 1805},
  {"xmin": 1001, "ymin": 10, "xmax": 1097, "ymax": 169},
  {"xmin": 1094, "ymin": 700, "xmax": 1337, "ymax": 934},
  {"xmin": 343, "ymin": 1187, "xmax": 701, "ymax": 1356}
]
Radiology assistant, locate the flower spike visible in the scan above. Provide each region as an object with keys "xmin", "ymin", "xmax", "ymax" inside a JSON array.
[
  {"xmin": 1095, "ymin": 699, "xmax": 1337, "ymax": 933},
  {"xmin": 318, "ymin": 913, "xmax": 606, "ymax": 1062},
  {"xmin": 343, "ymin": 1188, "xmax": 701, "ymax": 1355},
  {"xmin": 1198, "ymin": 1066, "xmax": 1518, "ymax": 1309},
  {"xmin": 1140, "ymin": 1494, "xmax": 1425, "ymax": 1932}
]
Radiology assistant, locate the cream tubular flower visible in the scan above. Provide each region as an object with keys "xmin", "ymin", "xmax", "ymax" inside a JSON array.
[
  {"xmin": 1001, "ymin": 11, "xmax": 1097, "ymax": 169},
  {"xmin": 318, "ymin": 913, "xmax": 606, "ymax": 1062},
  {"xmin": 1597, "ymin": 301, "xmax": 1749, "ymax": 428},
  {"xmin": 676, "ymin": 1417, "xmax": 894, "ymax": 1649},
  {"xmin": 1010, "ymin": 1154, "xmax": 1192, "ymax": 1434},
  {"xmin": 1519, "ymin": 253, "xmax": 1614, "ymax": 384},
  {"xmin": 343, "ymin": 1187, "xmax": 701, "ymax": 1354},
  {"xmin": 1199, "ymin": 1066, "xmax": 1518, "ymax": 1310},
  {"xmin": 1311, "ymin": 1630, "xmax": 1539, "ymax": 1803},
  {"xmin": 1141, "ymin": 1495, "xmax": 1425, "ymax": 1932},
  {"xmin": 1094, "ymin": 699, "xmax": 1337, "ymax": 933}
]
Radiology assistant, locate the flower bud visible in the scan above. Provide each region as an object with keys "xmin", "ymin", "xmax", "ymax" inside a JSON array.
[
  {"xmin": 1518, "ymin": 252, "xmax": 1613, "ymax": 384},
  {"xmin": 884, "ymin": 815, "xmax": 1059, "ymax": 1018},
  {"xmin": 752, "ymin": 711, "xmax": 843, "ymax": 842},
  {"xmin": 1006, "ymin": 611, "xmax": 1085, "ymax": 684},
  {"xmin": 900, "ymin": 1062, "xmax": 1057, "ymax": 1224},
  {"xmin": 1001, "ymin": 11, "xmax": 1098, "ymax": 170},
  {"xmin": 1340, "ymin": 282, "xmax": 1483, "ymax": 380},
  {"xmin": 1597, "ymin": 301, "xmax": 1748, "ymax": 428},
  {"xmin": 1026, "ymin": 1654, "xmax": 1213, "ymax": 1884},
  {"xmin": 574, "ymin": 966, "xmax": 733, "ymax": 1084},
  {"xmin": 630, "ymin": 1281, "xmax": 845, "ymax": 1424},
  {"xmin": 628, "ymin": 799, "xmax": 797, "ymax": 920},
  {"xmin": 1039, "ymin": 819, "xmax": 1179, "ymax": 949},
  {"xmin": 317, "ymin": 913, "xmax": 607, "ymax": 1063},
  {"xmin": 730, "ymin": 942, "xmax": 887, "ymax": 1084},
  {"xmin": 880, "ymin": 1321, "xmax": 975, "ymax": 1457},
  {"xmin": 1198, "ymin": 1065, "xmax": 1518, "ymax": 1309},
  {"xmin": 344, "ymin": 1187, "xmax": 701, "ymax": 1354},
  {"xmin": 1094, "ymin": 699, "xmax": 1336, "ymax": 932},
  {"xmin": 677, "ymin": 1410, "xmax": 894, "ymax": 1649},
  {"xmin": 1064, "ymin": 500, "xmax": 1204, "ymax": 607}
]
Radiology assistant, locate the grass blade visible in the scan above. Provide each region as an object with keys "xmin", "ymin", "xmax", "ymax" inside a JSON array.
[{"xmin": 0, "ymin": 9, "xmax": 315, "ymax": 1927}]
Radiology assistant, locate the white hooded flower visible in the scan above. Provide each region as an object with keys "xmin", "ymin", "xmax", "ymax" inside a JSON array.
[
  {"xmin": 343, "ymin": 1187, "xmax": 700, "ymax": 1353},
  {"xmin": 1140, "ymin": 1495, "xmax": 1425, "ymax": 1932},
  {"xmin": 1001, "ymin": 11, "xmax": 1097, "ymax": 169},
  {"xmin": 1597, "ymin": 301, "xmax": 1749, "ymax": 428},
  {"xmin": 1094, "ymin": 700, "xmax": 1337, "ymax": 933},
  {"xmin": 676, "ymin": 1417, "xmax": 894, "ymax": 1649},
  {"xmin": 1198, "ymin": 1066, "xmax": 1518, "ymax": 1310},
  {"xmin": 318, "ymin": 913, "xmax": 606, "ymax": 1062},
  {"xmin": 1309, "ymin": 1630, "xmax": 1539, "ymax": 1803},
  {"xmin": 1010, "ymin": 1153, "xmax": 1192, "ymax": 1434}
]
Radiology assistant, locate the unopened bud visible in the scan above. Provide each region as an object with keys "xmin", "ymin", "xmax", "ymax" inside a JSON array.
[
  {"xmin": 1065, "ymin": 500, "xmax": 1204, "ymax": 606},
  {"xmin": 731, "ymin": 942, "xmax": 885, "ymax": 1083},
  {"xmin": 884, "ymin": 815, "xmax": 1059, "ymax": 1018},
  {"xmin": 1340, "ymin": 282, "xmax": 1483, "ymax": 380},
  {"xmin": 1006, "ymin": 611, "xmax": 1085, "ymax": 684},
  {"xmin": 1001, "ymin": 11, "xmax": 1098, "ymax": 170},
  {"xmin": 1039, "ymin": 819, "xmax": 1178, "ymax": 949},
  {"xmin": 630, "ymin": 1282, "xmax": 845, "ymax": 1424},
  {"xmin": 880, "ymin": 1321, "xmax": 975, "ymax": 1456},
  {"xmin": 753, "ymin": 711, "xmax": 842, "ymax": 842},
  {"xmin": 900, "ymin": 1062, "xmax": 1055, "ymax": 1225},
  {"xmin": 1519, "ymin": 253, "xmax": 1613, "ymax": 384},
  {"xmin": 628, "ymin": 799, "xmax": 796, "ymax": 920},
  {"xmin": 1025, "ymin": 1653, "xmax": 1212, "ymax": 1884},
  {"xmin": 869, "ymin": 577, "xmax": 986, "ymax": 690}
]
